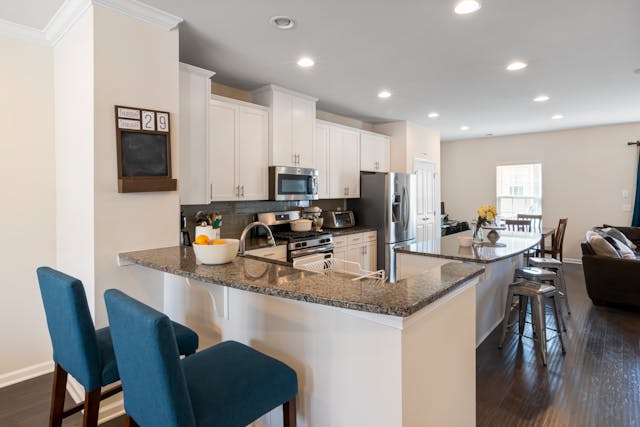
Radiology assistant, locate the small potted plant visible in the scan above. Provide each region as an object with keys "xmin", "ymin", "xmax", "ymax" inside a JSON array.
[{"xmin": 473, "ymin": 204, "xmax": 497, "ymax": 244}]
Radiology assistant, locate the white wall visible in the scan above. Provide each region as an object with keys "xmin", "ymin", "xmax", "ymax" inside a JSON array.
[
  {"xmin": 0, "ymin": 35, "xmax": 56, "ymax": 378},
  {"xmin": 53, "ymin": 9, "xmax": 96, "ymax": 314},
  {"xmin": 441, "ymin": 122, "xmax": 640, "ymax": 260},
  {"xmin": 91, "ymin": 5, "xmax": 180, "ymax": 326}
]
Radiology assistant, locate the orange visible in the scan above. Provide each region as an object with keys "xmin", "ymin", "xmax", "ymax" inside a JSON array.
[
  {"xmin": 212, "ymin": 239, "xmax": 226, "ymax": 245},
  {"xmin": 194, "ymin": 235, "xmax": 210, "ymax": 245}
]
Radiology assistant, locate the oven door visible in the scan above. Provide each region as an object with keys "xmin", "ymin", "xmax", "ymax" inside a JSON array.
[{"xmin": 269, "ymin": 166, "xmax": 319, "ymax": 201}]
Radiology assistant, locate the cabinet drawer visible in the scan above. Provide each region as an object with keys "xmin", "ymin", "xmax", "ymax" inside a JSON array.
[
  {"xmin": 364, "ymin": 231, "xmax": 377, "ymax": 242},
  {"xmin": 347, "ymin": 233, "xmax": 369, "ymax": 246},
  {"xmin": 333, "ymin": 236, "xmax": 348, "ymax": 248},
  {"xmin": 245, "ymin": 245, "xmax": 287, "ymax": 261}
]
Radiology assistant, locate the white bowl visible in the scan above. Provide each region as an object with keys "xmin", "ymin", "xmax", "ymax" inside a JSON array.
[
  {"xmin": 193, "ymin": 239, "xmax": 239, "ymax": 265},
  {"xmin": 290, "ymin": 219, "xmax": 313, "ymax": 232},
  {"xmin": 458, "ymin": 236, "xmax": 473, "ymax": 247}
]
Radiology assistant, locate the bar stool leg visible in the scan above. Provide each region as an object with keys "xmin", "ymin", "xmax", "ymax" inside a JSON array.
[
  {"xmin": 551, "ymin": 296, "xmax": 566, "ymax": 354},
  {"xmin": 518, "ymin": 296, "xmax": 528, "ymax": 336},
  {"xmin": 558, "ymin": 266, "xmax": 571, "ymax": 315},
  {"xmin": 499, "ymin": 289, "xmax": 515, "ymax": 349},
  {"xmin": 532, "ymin": 295, "xmax": 548, "ymax": 366}
]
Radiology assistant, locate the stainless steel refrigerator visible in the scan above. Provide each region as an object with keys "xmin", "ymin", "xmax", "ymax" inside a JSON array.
[{"xmin": 348, "ymin": 172, "xmax": 416, "ymax": 282}]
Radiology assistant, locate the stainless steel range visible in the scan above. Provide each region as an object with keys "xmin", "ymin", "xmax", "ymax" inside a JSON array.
[{"xmin": 257, "ymin": 211, "xmax": 333, "ymax": 264}]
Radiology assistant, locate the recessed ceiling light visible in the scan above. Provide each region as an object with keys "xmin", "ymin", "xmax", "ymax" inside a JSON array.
[
  {"xmin": 269, "ymin": 16, "xmax": 295, "ymax": 30},
  {"xmin": 454, "ymin": 0, "xmax": 481, "ymax": 14},
  {"xmin": 460, "ymin": 126, "xmax": 470, "ymax": 131},
  {"xmin": 428, "ymin": 112, "xmax": 439, "ymax": 118},
  {"xmin": 378, "ymin": 90, "xmax": 391, "ymax": 99},
  {"xmin": 533, "ymin": 95, "xmax": 550, "ymax": 102},
  {"xmin": 297, "ymin": 57, "xmax": 314, "ymax": 68},
  {"xmin": 506, "ymin": 61, "xmax": 528, "ymax": 71},
  {"xmin": 551, "ymin": 114, "xmax": 564, "ymax": 120}
]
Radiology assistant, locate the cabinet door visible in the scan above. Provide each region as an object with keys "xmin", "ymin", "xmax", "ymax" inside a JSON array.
[
  {"xmin": 333, "ymin": 247, "xmax": 347, "ymax": 263},
  {"xmin": 379, "ymin": 136, "xmax": 390, "ymax": 172},
  {"xmin": 360, "ymin": 133, "xmax": 390, "ymax": 172},
  {"xmin": 328, "ymin": 126, "xmax": 346, "ymax": 198},
  {"xmin": 237, "ymin": 106, "xmax": 269, "ymax": 200},
  {"xmin": 341, "ymin": 128, "xmax": 361, "ymax": 198},
  {"xmin": 208, "ymin": 100, "xmax": 238, "ymax": 201},
  {"xmin": 271, "ymin": 90, "xmax": 293, "ymax": 166},
  {"xmin": 365, "ymin": 241, "xmax": 377, "ymax": 272},
  {"xmin": 345, "ymin": 243, "xmax": 364, "ymax": 274},
  {"xmin": 314, "ymin": 122, "xmax": 330, "ymax": 199},
  {"xmin": 179, "ymin": 66, "xmax": 210, "ymax": 204},
  {"xmin": 292, "ymin": 97, "xmax": 315, "ymax": 168}
]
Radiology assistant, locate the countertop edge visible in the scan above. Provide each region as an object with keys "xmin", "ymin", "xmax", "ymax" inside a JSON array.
[{"xmin": 118, "ymin": 249, "xmax": 485, "ymax": 318}]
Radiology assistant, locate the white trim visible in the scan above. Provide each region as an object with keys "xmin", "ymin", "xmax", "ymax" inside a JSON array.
[
  {"xmin": 210, "ymin": 94, "xmax": 269, "ymax": 111},
  {"xmin": 0, "ymin": 361, "xmax": 54, "ymax": 388},
  {"xmin": 563, "ymin": 258, "xmax": 582, "ymax": 265},
  {"xmin": 3, "ymin": 0, "xmax": 183, "ymax": 47},
  {"xmin": 44, "ymin": 0, "xmax": 92, "ymax": 45},
  {"xmin": 180, "ymin": 62, "xmax": 215, "ymax": 78},
  {"xmin": 251, "ymin": 84, "xmax": 319, "ymax": 102},
  {"xmin": 0, "ymin": 18, "xmax": 48, "ymax": 44},
  {"xmin": 93, "ymin": 0, "xmax": 183, "ymax": 30},
  {"xmin": 476, "ymin": 316, "xmax": 503, "ymax": 348}
]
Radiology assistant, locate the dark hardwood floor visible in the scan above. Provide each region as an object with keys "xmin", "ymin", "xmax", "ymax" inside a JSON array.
[
  {"xmin": 477, "ymin": 263, "xmax": 640, "ymax": 427},
  {"xmin": 0, "ymin": 374, "xmax": 125, "ymax": 426},
  {"xmin": 2, "ymin": 264, "xmax": 638, "ymax": 426}
]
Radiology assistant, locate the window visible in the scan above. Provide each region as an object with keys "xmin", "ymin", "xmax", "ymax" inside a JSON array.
[{"xmin": 496, "ymin": 163, "xmax": 542, "ymax": 218}]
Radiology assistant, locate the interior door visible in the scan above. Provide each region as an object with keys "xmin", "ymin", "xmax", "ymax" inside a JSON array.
[
  {"xmin": 208, "ymin": 100, "xmax": 237, "ymax": 201},
  {"xmin": 237, "ymin": 106, "xmax": 268, "ymax": 200},
  {"xmin": 414, "ymin": 158, "xmax": 437, "ymax": 241}
]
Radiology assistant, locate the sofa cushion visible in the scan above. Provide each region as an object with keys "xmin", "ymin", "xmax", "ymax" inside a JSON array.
[
  {"xmin": 609, "ymin": 237, "xmax": 638, "ymax": 260},
  {"xmin": 603, "ymin": 225, "xmax": 640, "ymax": 247},
  {"xmin": 601, "ymin": 227, "xmax": 638, "ymax": 251},
  {"xmin": 586, "ymin": 231, "xmax": 621, "ymax": 258}
]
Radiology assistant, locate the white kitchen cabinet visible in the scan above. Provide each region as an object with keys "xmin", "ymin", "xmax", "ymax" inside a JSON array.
[
  {"xmin": 314, "ymin": 121, "xmax": 331, "ymax": 199},
  {"xmin": 208, "ymin": 96, "xmax": 268, "ymax": 201},
  {"xmin": 328, "ymin": 124, "xmax": 361, "ymax": 198},
  {"xmin": 178, "ymin": 63, "xmax": 215, "ymax": 205},
  {"xmin": 334, "ymin": 231, "xmax": 377, "ymax": 274},
  {"xmin": 251, "ymin": 85, "xmax": 317, "ymax": 168},
  {"xmin": 360, "ymin": 132, "xmax": 390, "ymax": 172}
]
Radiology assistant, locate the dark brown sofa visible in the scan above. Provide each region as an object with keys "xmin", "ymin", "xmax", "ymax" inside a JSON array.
[{"xmin": 581, "ymin": 225, "xmax": 640, "ymax": 308}]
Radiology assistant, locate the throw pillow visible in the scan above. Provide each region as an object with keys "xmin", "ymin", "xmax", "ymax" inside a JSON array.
[
  {"xmin": 586, "ymin": 230, "xmax": 621, "ymax": 258},
  {"xmin": 601, "ymin": 227, "xmax": 638, "ymax": 251},
  {"xmin": 609, "ymin": 236, "xmax": 637, "ymax": 260}
]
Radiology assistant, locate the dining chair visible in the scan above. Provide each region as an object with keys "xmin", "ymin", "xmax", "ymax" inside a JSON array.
[
  {"xmin": 517, "ymin": 214, "xmax": 542, "ymax": 233},
  {"xmin": 505, "ymin": 219, "xmax": 532, "ymax": 232},
  {"xmin": 37, "ymin": 267, "xmax": 199, "ymax": 427},
  {"xmin": 540, "ymin": 218, "xmax": 569, "ymax": 262},
  {"xmin": 104, "ymin": 289, "xmax": 298, "ymax": 427}
]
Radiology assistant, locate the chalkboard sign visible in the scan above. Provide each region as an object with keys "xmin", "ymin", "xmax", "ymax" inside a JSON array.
[
  {"xmin": 115, "ymin": 105, "xmax": 177, "ymax": 193},
  {"xmin": 121, "ymin": 132, "xmax": 168, "ymax": 177}
]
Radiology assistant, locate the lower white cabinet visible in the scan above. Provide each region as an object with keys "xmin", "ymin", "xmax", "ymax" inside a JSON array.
[
  {"xmin": 360, "ymin": 132, "xmax": 390, "ymax": 172},
  {"xmin": 333, "ymin": 231, "xmax": 377, "ymax": 273},
  {"xmin": 208, "ymin": 96, "xmax": 268, "ymax": 201}
]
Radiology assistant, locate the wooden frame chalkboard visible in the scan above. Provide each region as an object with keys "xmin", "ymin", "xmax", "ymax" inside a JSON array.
[{"xmin": 115, "ymin": 105, "xmax": 177, "ymax": 193}]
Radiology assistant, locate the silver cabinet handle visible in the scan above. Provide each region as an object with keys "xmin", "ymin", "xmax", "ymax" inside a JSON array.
[
  {"xmin": 241, "ymin": 185, "xmax": 244, "ymax": 197},
  {"xmin": 292, "ymin": 154, "xmax": 297, "ymax": 165}
]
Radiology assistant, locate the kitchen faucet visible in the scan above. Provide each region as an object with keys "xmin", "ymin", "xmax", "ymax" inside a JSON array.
[{"xmin": 238, "ymin": 221, "xmax": 276, "ymax": 256}]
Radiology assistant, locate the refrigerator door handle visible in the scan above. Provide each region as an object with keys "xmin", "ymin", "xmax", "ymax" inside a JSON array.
[{"xmin": 402, "ymin": 187, "xmax": 409, "ymax": 231}]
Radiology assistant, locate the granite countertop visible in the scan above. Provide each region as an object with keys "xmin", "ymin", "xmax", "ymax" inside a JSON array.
[
  {"xmin": 395, "ymin": 230, "xmax": 541, "ymax": 264},
  {"xmin": 324, "ymin": 226, "xmax": 378, "ymax": 237},
  {"xmin": 119, "ymin": 246, "xmax": 484, "ymax": 317}
]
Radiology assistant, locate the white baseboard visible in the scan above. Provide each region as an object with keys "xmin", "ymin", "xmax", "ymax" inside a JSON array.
[
  {"xmin": 67, "ymin": 376, "xmax": 125, "ymax": 424},
  {"xmin": 563, "ymin": 258, "xmax": 582, "ymax": 265},
  {"xmin": 476, "ymin": 317, "xmax": 503, "ymax": 348},
  {"xmin": 0, "ymin": 360, "xmax": 54, "ymax": 388}
]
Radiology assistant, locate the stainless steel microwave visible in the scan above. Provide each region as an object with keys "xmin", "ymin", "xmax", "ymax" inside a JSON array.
[{"xmin": 269, "ymin": 166, "xmax": 319, "ymax": 201}]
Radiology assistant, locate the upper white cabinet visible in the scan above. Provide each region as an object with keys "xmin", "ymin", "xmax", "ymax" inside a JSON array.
[
  {"xmin": 208, "ymin": 96, "xmax": 269, "ymax": 201},
  {"xmin": 360, "ymin": 132, "xmax": 390, "ymax": 172},
  {"xmin": 314, "ymin": 121, "xmax": 331, "ymax": 199},
  {"xmin": 252, "ymin": 85, "xmax": 317, "ymax": 168},
  {"xmin": 328, "ymin": 123, "xmax": 361, "ymax": 199},
  {"xmin": 178, "ymin": 63, "xmax": 215, "ymax": 205}
]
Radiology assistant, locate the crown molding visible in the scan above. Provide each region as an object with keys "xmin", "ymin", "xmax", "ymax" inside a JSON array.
[
  {"xmin": 93, "ymin": 0, "xmax": 182, "ymax": 31},
  {"xmin": 179, "ymin": 62, "xmax": 216, "ymax": 78},
  {"xmin": 2, "ymin": 0, "xmax": 183, "ymax": 47},
  {"xmin": 0, "ymin": 18, "xmax": 48, "ymax": 44},
  {"xmin": 44, "ymin": 0, "xmax": 92, "ymax": 46}
]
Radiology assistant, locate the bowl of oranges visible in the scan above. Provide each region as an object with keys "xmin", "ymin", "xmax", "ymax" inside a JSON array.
[{"xmin": 192, "ymin": 235, "xmax": 239, "ymax": 265}]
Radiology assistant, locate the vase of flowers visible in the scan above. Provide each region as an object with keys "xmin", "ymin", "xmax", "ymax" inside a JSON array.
[{"xmin": 473, "ymin": 204, "xmax": 497, "ymax": 244}]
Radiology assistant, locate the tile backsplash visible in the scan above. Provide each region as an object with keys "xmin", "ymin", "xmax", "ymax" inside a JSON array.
[{"xmin": 182, "ymin": 199, "xmax": 346, "ymax": 239}]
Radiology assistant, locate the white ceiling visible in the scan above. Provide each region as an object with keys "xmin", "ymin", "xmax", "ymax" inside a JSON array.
[
  {"xmin": 0, "ymin": 0, "xmax": 64, "ymax": 29},
  {"xmin": 5, "ymin": 0, "xmax": 640, "ymax": 140}
]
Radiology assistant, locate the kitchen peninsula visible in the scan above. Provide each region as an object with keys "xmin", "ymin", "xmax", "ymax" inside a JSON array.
[
  {"xmin": 396, "ymin": 231, "xmax": 542, "ymax": 346},
  {"xmin": 119, "ymin": 246, "xmax": 484, "ymax": 427}
]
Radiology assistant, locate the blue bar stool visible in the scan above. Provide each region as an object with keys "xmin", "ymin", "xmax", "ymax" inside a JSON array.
[
  {"xmin": 104, "ymin": 289, "xmax": 298, "ymax": 427},
  {"xmin": 37, "ymin": 267, "xmax": 199, "ymax": 427}
]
